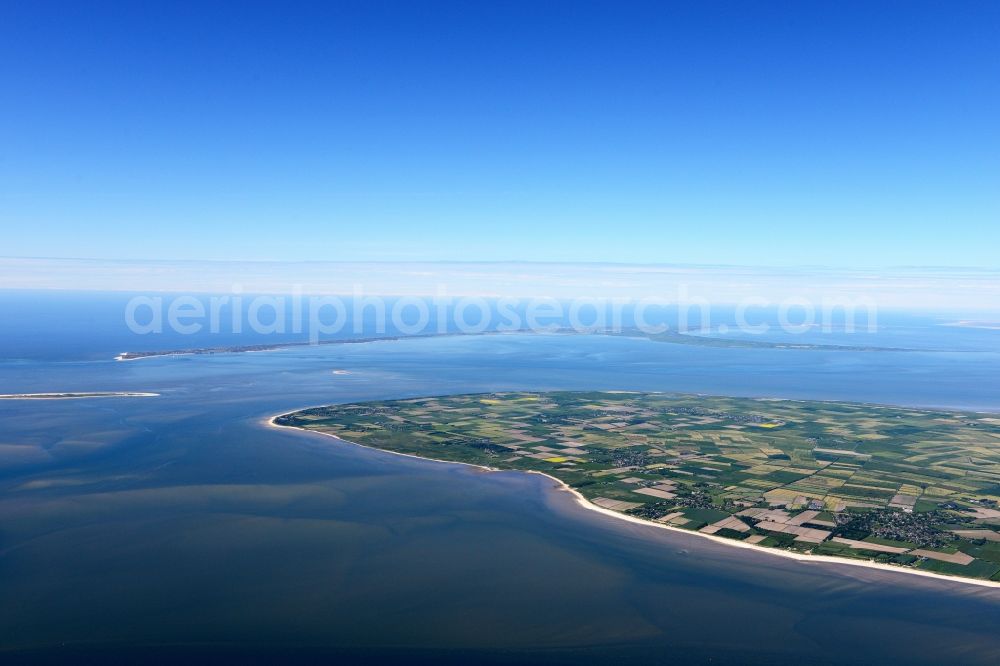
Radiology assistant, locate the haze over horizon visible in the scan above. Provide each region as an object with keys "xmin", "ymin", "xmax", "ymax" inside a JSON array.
[{"xmin": 3, "ymin": 256, "xmax": 999, "ymax": 312}]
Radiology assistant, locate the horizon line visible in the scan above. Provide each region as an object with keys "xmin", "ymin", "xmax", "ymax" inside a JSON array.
[{"xmin": 4, "ymin": 256, "xmax": 1000, "ymax": 273}]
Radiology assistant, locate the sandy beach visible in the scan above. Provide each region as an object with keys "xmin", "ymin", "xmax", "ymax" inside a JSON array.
[
  {"xmin": 0, "ymin": 392, "xmax": 160, "ymax": 400},
  {"xmin": 266, "ymin": 411, "xmax": 1000, "ymax": 592}
]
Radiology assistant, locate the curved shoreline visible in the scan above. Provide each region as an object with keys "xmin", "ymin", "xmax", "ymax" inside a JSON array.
[
  {"xmin": 114, "ymin": 326, "xmax": 923, "ymax": 362},
  {"xmin": 265, "ymin": 412, "xmax": 1000, "ymax": 592}
]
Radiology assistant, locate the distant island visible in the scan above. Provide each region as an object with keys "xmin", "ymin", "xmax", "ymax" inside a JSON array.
[
  {"xmin": 946, "ymin": 320, "xmax": 1000, "ymax": 330},
  {"xmin": 114, "ymin": 332, "xmax": 460, "ymax": 361},
  {"xmin": 116, "ymin": 328, "xmax": 914, "ymax": 361},
  {"xmin": 0, "ymin": 392, "xmax": 159, "ymax": 400},
  {"xmin": 632, "ymin": 329, "xmax": 912, "ymax": 352},
  {"xmin": 273, "ymin": 391, "xmax": 1000, "ymax": 586}
]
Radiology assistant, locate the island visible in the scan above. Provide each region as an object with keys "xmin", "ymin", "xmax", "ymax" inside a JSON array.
[
  {"xmin": 273, "ymin": 391, "xmax": 1000, "ymax": 584},
  {"xmin": 116, "ymin": 332, "xmax": 487, "ymax": 360},
  {"xmin": 116, "ymin": 328, "xmax": 913, "ymax": 361},
  {"xmin": 0, "ymin": 392, "xmax": 159, "ymax": 399},
  {"xmin": 0, "ymin": 391, "xmax": 160, "ymax": 400}
]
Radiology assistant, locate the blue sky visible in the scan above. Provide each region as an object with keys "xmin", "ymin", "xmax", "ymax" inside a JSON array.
[{"xmin": 1, "ymin": 1, "xmax": 998, "ymax": 267}]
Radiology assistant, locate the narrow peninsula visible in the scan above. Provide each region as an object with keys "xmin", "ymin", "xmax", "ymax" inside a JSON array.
[
  {"xmin": 0, "ymin": 392, "xmax": 159, "ymax": 400},
  {"xmin": 116, "ymin": 328, "xmax": 914, "ymax": 361}
]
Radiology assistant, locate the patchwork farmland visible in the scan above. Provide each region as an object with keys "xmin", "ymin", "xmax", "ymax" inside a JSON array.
[{"xmin": 276, "ymin": 391, "xmax": 1000, "ymax": 582}]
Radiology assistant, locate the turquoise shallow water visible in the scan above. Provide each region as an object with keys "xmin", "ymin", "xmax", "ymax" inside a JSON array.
[{"xmin": 2, "ymin": 310, "xmax": 1000, "ymax": 663}]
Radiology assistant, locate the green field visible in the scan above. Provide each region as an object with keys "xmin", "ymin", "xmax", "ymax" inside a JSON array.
[{"xmin": 275, "ymin": 391, "xmax": 1000, "ymax": 582}]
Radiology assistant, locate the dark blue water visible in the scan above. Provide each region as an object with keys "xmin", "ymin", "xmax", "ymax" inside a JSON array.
[{"xmin": 2, "ymin": 293, "xmax": 1000, "ymax": 664}]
